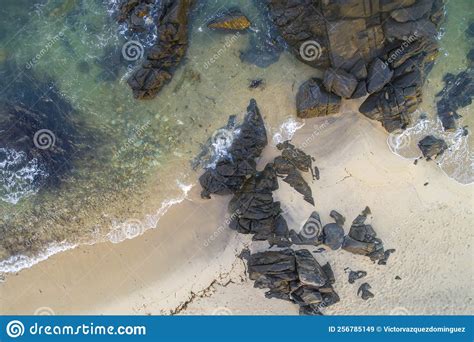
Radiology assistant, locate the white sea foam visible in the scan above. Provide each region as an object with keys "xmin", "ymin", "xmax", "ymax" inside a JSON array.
[
  {"xmin": 107, "ymin": 180, "xmax": 193, "ymax": 244},
  {"xmin": 272, "ymin": 118, "xmax": 305, "ymax": 145},
  {"xmin": 0, "ymin": 242, "xmax": 77, "ymax": 274},
  {"xmin": 0, "ymin": 148, "xmax": 48, "ymax": 204},
  {"xmin": 387, "ymin": 112, "xmax": 473, "ymax": 184}
]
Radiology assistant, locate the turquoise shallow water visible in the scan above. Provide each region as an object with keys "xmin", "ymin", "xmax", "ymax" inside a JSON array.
[{"xmin": 0, "ymin": 0, "xmax": 472, "ymax": 273}]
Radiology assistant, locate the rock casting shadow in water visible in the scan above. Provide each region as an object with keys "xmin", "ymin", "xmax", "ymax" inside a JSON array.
[{"xmin": 0, "ymin": 63, "xmax": 98, "ymax": 195}]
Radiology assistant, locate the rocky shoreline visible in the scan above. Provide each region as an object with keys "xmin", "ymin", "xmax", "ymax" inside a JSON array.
[{"xmin": 198, "ymin": 99, "xmax": 394, "ymax": 315}]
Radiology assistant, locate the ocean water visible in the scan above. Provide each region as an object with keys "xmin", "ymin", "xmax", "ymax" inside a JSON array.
[
  {"xmin": 0, "ymin": 0, "xmax": 472, "ymax": 273},
  {"xmin": 388, "ymin": 0, "xmax": 473, "ymax": 184}
]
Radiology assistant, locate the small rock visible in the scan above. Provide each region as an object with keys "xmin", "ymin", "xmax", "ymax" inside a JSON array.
[
  {"xmin": 347, "ymin": 270, "xmax": 367, "ymax": 284},
  {"xmin": 357, "ymin": 283, "xmax": 374, "ymax": 300},
  {"xmin": 322, "ymin": 223, "xmax": 345, "ymax": 250},
  {"xmin": 395, "ymin": 276, "xmax": 401, "ymax": 280},
  {"xmin": 249, "ymin": 78, "xmax": 265, "ymax": 89},
  {"xmin": 329, "ymin": 210, "xmax": 345, "ymax": 226},
  {"xmin": 378, "ymin": 248, "xmax": 396, "ymax": 265}
]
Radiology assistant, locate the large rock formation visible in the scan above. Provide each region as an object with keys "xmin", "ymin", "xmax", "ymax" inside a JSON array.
[
  {"xmin": 248, "ymin": 248, "xmax": 339, "ymax": 315},
  {"xmin": 266, "ymin": 0, "xmax": 444, "ymax": 131},
  {"xmin": 117, "ymin": 0, "xmax": 194, "ymax": 99}
]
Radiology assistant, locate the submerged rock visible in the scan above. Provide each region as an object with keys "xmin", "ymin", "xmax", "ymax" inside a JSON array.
[
  {"xmin": 296, "ymin": 78, "xmax": 341, "ymax": 118},
  {"xmin": 418, "ymin": 135, "xmax": 448, "ymax": 160},
  {"xmin": 435, "ymin": 68, "xmax": 474, "ymax": 131},
  {"xmin": 0, "ymin": 69, "xmax": 97, "ymax": 194},
  {"xmin": 207, "ymin": 8, "xmax": 251, "ymax": 31}
]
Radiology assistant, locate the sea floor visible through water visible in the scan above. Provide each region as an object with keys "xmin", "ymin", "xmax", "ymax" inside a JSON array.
[{"xmin": 0, "ymin": 0, "xmax": 472, "ymax": 274}]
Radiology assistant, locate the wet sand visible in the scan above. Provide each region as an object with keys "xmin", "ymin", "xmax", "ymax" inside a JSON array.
[{"xmin": 1, "ymin": 107, "xmax": 472, "ymax": 315}]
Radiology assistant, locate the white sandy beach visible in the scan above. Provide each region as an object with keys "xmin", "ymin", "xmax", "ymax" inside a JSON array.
[{"xmin": 1, "ymin": 105, "xmax": 472, "ymax": 315}]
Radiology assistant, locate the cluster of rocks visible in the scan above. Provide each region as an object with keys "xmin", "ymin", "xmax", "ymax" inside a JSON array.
[
  {"xmin": 198, "ymin": 100, "xmax": 395, "ymax": 314},
  {"xmin": 342, "ymin": 207, "xmax": 395, "ymax": 264},
  {"xmin": 247, "ymin": 248, "xmax": 339, "ymax": 315},
  {"xmin": 199, "ymin": 99, "xmax": 316, "ymax": 247},
  {"xmin": 116, "ymin": 0, "xmax": 194, "ymax": 99},
  {"xmin": 266, "ymin": 0, "xmax": 444, "ymax": 132}
]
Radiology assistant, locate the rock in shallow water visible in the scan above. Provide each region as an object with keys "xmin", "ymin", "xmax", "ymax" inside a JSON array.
[
  {"xmin": 418, "ymin": 135, "xmax": 448, "ymax": 160},
  {"xmin": 117, "ymin": 0, "xmax": 194, "ymax": 99},
  {"xmin": 207, "ymin": 8, "xmax": 251, "ymax": 31}
]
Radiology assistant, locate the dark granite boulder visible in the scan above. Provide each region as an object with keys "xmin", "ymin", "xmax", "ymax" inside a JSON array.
[
  {"xmin": 323, "ymin": 68, "xmax": 358, "ymax": 98},
  {"xmin": 199, "ymin": 99, "xmax": 267, "ymax": 198},
  {"xmin": 366, "ymin": 58, "xmax": 394, "ymax": 94},
  {"xmin": 117, "ymin": 0, "xmax": 194, "ymax": 99},
  {"xmin": 390, "ymin": 0, "xmax": 434, "ymax": 23},
  {"xmin": 295, "ymin": 249, "xmax": 328, "ymax": 287},
  {"xmin": 322, "ymin": 223, "xmax": 345, "ymax": 250},
  {"xmin": 417, "ymin": 135, "xmax": 448, "ymax": 160},
  {"xmin": 296, "ymin": 78, "xmax": 342, "ymax": 118}
]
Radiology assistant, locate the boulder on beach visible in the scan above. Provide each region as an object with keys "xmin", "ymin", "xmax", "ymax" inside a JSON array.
[
  {"xmin": 247, "ymin": 248, "xmax": 339, "ymax": 315},
  {"xmin": 296, "ymin": 78, "xmax": 341, "ymax": 118},
  {"xmin": 323, "ymin": 68, "xmax": 358, "ymax": 99}
]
